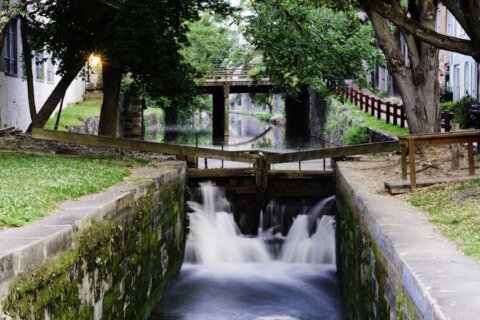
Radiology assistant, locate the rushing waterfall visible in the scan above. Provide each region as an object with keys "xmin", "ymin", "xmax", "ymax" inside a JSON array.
[
  {"xmin": 185, "ymin": 182, "xmax": 336, "ymax": 265},
  {"xmin": 151, "ymin": 182, "xmax": 345, "ymax": 320}
]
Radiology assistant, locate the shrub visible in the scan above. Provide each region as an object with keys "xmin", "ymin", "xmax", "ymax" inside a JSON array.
[
  {"xmin": 341, "ymin": 126, "xmax": 370, "ymax": 145},
  {"xmin": 378, "ymin": 91, "xmax": 390, "ymax": 99},
  {"xmin": 441, "ymin": 101, "xmax": 455, "ymax": 111},
  {"xmin": 451, "ymin": 95, "xmax": 478, "ymax": 129},
  {"xmin": 440, "ymin": 85, "xmax": 453, "ymax": 103}
]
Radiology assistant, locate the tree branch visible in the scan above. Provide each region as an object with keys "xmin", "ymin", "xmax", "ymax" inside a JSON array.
[{"xmin": 359, "ymin": 0, "xmax": 477, "ymax": 59}]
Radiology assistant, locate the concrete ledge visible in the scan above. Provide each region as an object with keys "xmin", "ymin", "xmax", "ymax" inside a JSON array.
[
  {"xmin": 0, "ymin": 162, "xmax": 186, "ymax": 316},
  {"xmin": 337, "ymin": 162, "xmax": 480, "ymax": 319}
]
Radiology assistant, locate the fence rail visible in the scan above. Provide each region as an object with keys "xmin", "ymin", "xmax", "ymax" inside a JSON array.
[{"xmin": 325, "ymin": 79, "xmax": 455, "ymax": 132}]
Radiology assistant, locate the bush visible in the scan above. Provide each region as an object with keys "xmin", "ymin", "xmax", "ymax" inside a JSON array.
[
  {"xmin": 451, "ymin": 95, "xmax": 479, "ymax": 129},
  {"xmin": 440, "ymin": 85, "xmax": 453, "ymax": 103},
  {"xmin": 441, "ymin": 101, "xmax": 455, "ymax": 111},
  {"xmin": 341, "ymin": 126, "xmax": 370, "ymax": 145}
]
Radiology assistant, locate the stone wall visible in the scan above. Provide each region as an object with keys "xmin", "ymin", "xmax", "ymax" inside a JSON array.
[
  {"xmin": 0, "ymin": 164, "xmax": 186, "ymax": 320},
  {"xmin": 336, "ymin": 162, "xmax": 480, "ymax": 320}
]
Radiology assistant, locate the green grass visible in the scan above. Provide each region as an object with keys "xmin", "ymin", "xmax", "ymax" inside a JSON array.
[
  {"xmin": 231, "ymin": 110, "xmax": 282, "ymax": 123},
  {"xmin": 407, "ymin": 179, "xmax": 480, "ymax": 261},
  {"xmin": 0, "ymin": 152, "xmax": 146, "ymax": 228},
  {"xmin": 344, "ymin": 100, "xmax": 410, "ymax": 137},
  {"xmin": 44, "ymin": 99, "xmax": 102, "ymax": 131},
  {"xmin": 144, "ymin": 107, "xmax": 165, "ymax": 121}
]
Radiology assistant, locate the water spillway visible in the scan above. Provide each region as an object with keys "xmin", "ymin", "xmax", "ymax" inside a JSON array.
[{"xmin": 150, "ymin": 183, "xmax": 345, "ymax": 319}]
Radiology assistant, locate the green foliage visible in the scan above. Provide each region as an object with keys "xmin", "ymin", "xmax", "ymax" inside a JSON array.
[
  {"xmin": 440, "ymin": 85, "xmax": 453, "ymax": 103},
  {"xmin": 246, "ymin": 1, "xmax": 381, "ymax": 96},
  {"xmin": 44, "ymin": 99, "xmax": 102, "ymax": 131},
  {"xmin": 231, "ymin": 110, "xmax": 278, "ymax": 123},
  {"xmin": 450, "ymin": 95, "xmax": 479, "ymax": 129},
  {"xmin": 408, "ymin": 178, "xmax": 480, "ymax": 261},
  {"xmin": 181, "ymin": 14, "xmax": 252, "ymax": 77},
  {"xmin": 250, "ymin": 93, "xmax": 275, "ymax": 113},
  {"xmin": 27, "ymin": 0, "xmax": 232, "ymax": 100},
  {"xmin": 441, "ymin": 101, "xmax": 455, "ymax": 112},
  {"xmin": 341, "ymin": 126, "xmax": 370, "ymax": 145},
  {"xmin": 0, "ymin": 152, "xmax": 142, "ymax": 228},
  {"xmin": 378, "ymin": 91, "xmax": 390, "ymax": 99}
]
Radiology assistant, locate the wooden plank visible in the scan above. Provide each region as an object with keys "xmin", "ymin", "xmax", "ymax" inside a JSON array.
[
  {"xmin": 187, "ymin": 168, "xmax": 255, "ymax": 178},
  {"xmin": 468, "ymin": 142, "xmax": 475, "ymax": 176},
  {"xmin": 408, "ymin": 139, "xmax": 417, "ymax": 191},
  {"xmin": 385, "ymin": 175, "xmax": 480, "ymax": 195},
  {"xmin": 399, "ymin": 137, "xmax": 480, "ymax": 146},
  {"xmin": 267, "ymin": 170, "xmax": 334, "ymax": 179},
  {"xmin": 401, "ymin": 143, "xmax": 407, "ymax": 180},
  {"xmin": 0, "ymin": 127, "xmax": 15, "ymax": 134},
  {"xmin": 265, "ymin": 141, "xmax": 400, "ymax": 164},
  {"xmin": 32, "ymin": 128, "xmax": 259, "ymax": 163},
  {"xmin": 398, "ymin": 130, "xmax": 480, "ymax": 140}
]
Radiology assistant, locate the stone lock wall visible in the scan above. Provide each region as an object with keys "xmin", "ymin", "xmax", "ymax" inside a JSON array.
[
  {"xmin": 336, "ymin": 164, "xmax": 421, "ymax": 320},
  {"xmin": 0, "ymin": 164, "xmax": 186, "ymax": 320},
  {"xmin": 335, "ymin": 162, "xmax": 480, "ymax": 320}
]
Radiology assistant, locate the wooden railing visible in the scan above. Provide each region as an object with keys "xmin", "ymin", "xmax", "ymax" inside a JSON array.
[
  {"xmin": 398, "ymin": 131, "xmax": 480, "ymax": 191},
  {"xmin": 325, "ymin": 79, "xmax": 455, "ymax": 132}
]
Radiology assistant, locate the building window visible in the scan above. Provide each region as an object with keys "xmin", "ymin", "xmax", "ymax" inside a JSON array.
[
  {"xmin": 454, "ymin": 64, "xmax": 460, "ymax": 100},
  {"xmin": 46, "ymin": 57, "xmax": 54, "ymax": 83},
  {"xmin": 4, "ymin": 19, "xmax": 17, "ymax": 76},
  {"xmin": 35, "ymin": 52, "xmax": 44, "ymax": 81},
  {"xmin": 465, "ymin": 62, "xmax": 471, "ymax": 95},
  {"xmin": 436, "ymin": 9, "xmax": 441, "ymax": 33}
]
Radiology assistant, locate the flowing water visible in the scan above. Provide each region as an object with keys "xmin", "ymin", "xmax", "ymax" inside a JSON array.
[{"xmin": 150, "ymin": 183, "xmax": 345, "ymax": 320}]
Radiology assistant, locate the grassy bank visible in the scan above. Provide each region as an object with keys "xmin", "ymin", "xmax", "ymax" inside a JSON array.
[
  {"xmin": 342, "ymin": 98, "xmax": 410, "ymax": 137},
  {"xmin": 0, "ymin": 152, "xmax": 146, "ymax": 228},
  {"xmin": 44, "ymin": 99, "xmax": 102, "ymax": 131},
  {"xmin": 231, "ymin": 110, "xmax": 282, "ymax": 123},
  {"xmin": 407, "ymin": 179, "xmax": 480, "ymax": 261}
]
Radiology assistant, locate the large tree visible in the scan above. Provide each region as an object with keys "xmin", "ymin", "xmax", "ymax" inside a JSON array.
[
  {"xmin": 246, "ymin": 0, "xmax": 379, "ymax": 97},
  {"xmin": 364, "ymin": 0, "xmax": 441, "ymax": 134},
  {"xmin": 27, "ymin": 0, "xmax": 231, "ymax": 136},
  {"xmin": 360, "ymin": 0, "xmax": 480, "ymax": 62}
]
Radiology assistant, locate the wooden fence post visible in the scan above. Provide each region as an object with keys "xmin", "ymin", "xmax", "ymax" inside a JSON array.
[
  {"xmin": 354, "ymin": 90, "xmax": 358, "ymax": 106},
  {"xmin": 359, "ymin": 93, "xmax": 364, "ymax": 111},
  {"xmin": 377, "ymin": 101, "xmax": 382, "ymax": 120},
  {"xmin": 400, "ymin": 106, "xmax": 406, "ymax": 128},
  {"xmin": 393, "ymin": 104, "xmax": 398, "ymax": 126},
  {"xmin": 365, "ymin": 96, "xmax": 369, "ymax": 113},
  {"xmin": 371, "ymin": 99, "xmax": 376, "ymax": 117},
  {"xmin": 349, "ymin": 89, "xmax": 354, "ymax": 103},
  {"xmin": 444, "ymin": 111, "xmax": 451, "ymax": 132},
  {"xmin": 386, "ymin": 102, "xmax": 391, "ymax": 124},
  {"xmin": 451, "ymin": 123, "xmax": 460, "ymax": 171}
]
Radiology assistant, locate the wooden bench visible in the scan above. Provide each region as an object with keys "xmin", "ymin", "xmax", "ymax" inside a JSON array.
[{"xmin": 399, "ymin": 131, "xmax": 480, "ymax": 191}]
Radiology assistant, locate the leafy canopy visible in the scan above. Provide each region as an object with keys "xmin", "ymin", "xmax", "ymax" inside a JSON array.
[
  {"xmin": 27, "ymin": 0, "xmax": 232, "ymax": 99},
  {"xmin": 245, "ymin": 0, "xmax": 381, "ymax": 95}
]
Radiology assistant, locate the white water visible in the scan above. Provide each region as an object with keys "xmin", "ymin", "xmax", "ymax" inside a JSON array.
[
  {"xmin": 151, "ymin": 183, "xmax": 344, "ymax": 320},
  {"xmin": 185, "ymin": 182, "xmax": 336, "ymax": 266}
]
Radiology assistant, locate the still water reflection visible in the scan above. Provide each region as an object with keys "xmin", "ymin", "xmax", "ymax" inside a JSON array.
[{"xmin": 144, "ymin": 113, "xmax": 329, "ymax": 152}]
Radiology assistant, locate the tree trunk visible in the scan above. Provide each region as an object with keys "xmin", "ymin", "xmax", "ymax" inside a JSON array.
[
  {"xmin": 366, "ymin": 1, "xmax": 441, "ymax": 134},
  {"xmin": 0, "ymin": 0, "xmax": 11, "ymax": 56},
  {"xmin": 20, "ymin": 18, "xmax": 38, "ymax": 128},
  {"xmin": 98, "ymin": 63, "xmax": 122, "ymax": 137},
  {"xmin": 26, "ymin": 64, "xmax": 83, "ymax": 132}
]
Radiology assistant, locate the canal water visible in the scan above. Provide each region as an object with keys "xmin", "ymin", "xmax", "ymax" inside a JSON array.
[
  {"xmin": 149, "ymin": 183, "xmax": 345, "ymax": 320},
  {"xmin": 145, "ymin": 113, "xmax": 329, "ymax": 151}
]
